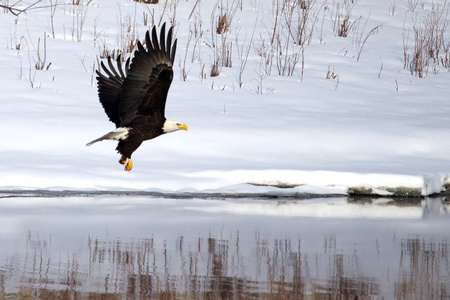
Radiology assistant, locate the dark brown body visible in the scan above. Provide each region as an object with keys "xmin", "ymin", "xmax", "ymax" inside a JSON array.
[{"xmin": 116, "ymin": 115, "xmax": 165, "ymax": 158}]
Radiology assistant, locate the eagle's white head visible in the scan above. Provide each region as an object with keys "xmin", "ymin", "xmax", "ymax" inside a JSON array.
[{"xmin": 163, "ymin": 120, "xmax": 188, "ymax": 133}]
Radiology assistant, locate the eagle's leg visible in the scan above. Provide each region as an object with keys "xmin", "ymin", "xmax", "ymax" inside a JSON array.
[
  {"xmin": 116, "ymin": 138, "xmax": 139, "ymax": 171},
  {"xmin": 118, "ymin": 155, "xmax": 132, "ymax": 171},
  {"xmin": 125, "ymin": 159, "xmax": 133, "ymax": 171}
]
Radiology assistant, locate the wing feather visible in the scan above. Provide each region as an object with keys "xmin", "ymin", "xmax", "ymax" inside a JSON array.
[
  {"xmin": 107, "ymin": 58, "xmax": 122, "ymax": 79},
  {"xmin": 171, "ymin": 39, "xmax": 177, "ymax": 65},
  {"xmin": 96, "ymin": 55, "xmax": 130, "ymax": 127},
  {"xmin": 167, "ymin": 26, "xmax": 177, "ymax": 65},
  {"xmin": 159, "ymin": 25, "xmax": 166, "ymax": 53},
  {"xmin": 118, "ymin": 23, "xmax": 176, "ymax": 126}
]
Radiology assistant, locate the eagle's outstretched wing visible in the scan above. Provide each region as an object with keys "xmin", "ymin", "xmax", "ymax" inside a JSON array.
[
  {"xmin": 119, "ymin": 23, "xmax": 177, "ymax": 126},
  {"xmin": 96, "ymin": 55, "xmax": 130, "ymax": 127},
  {"xmin": 90, "ymin": 24, "xmax": 184, "ymax": 172}
]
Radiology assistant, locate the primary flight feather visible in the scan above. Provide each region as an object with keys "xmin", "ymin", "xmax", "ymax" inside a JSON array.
[{"xmin": 87, "ymin": 23, "xmax": 187, "ymax": 171}]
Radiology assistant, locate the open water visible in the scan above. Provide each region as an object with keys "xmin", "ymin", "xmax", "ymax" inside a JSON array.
[{"xmin": 0, "ymin": 192, "xmax": 448, "ymax": 299}]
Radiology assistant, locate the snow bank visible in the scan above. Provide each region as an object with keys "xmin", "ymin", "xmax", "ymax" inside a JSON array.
[{"xmin": 0, "ymin": 0, "xmax": 449, "ymax": 196}]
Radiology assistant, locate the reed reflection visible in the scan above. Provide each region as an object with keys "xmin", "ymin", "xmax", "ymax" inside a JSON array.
[
  {"xmin": 395, "ymin": 238, "xmax": 449, "ymax": 299},
  {"xmin": 0, "ymin": 229, "xmax": 448, "ymax": 299}
]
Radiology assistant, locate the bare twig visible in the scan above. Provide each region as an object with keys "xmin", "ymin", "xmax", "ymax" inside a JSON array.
[
  {"xmin": 1, "ymin": 0, "xmax": 43, "ymax": 16},
  {"xmin": 236, "ymin": 6, "xmax": 258, "ymax": 87},
  {"xmin": 357, "ymin": 24, "xmax": 384, "ymax": 62},
  {"xmin": 35, "ymin": 32, "xmax": 51, "ymax": 70},
  {"xmin": 188, "ymin": 0, "xmax": 200, "ymax": 20}
]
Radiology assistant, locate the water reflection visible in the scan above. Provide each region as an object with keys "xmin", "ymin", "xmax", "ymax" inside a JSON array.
[
  {"xmin": 396, "ymin": 238, "xmax": 450, "ymax": 299},
  {"xmin": 0, "ymin": 196, "xmax": 448, "ymax": 299},
  {"xmin": 2, "ymin": 233, "xmax": 449, "ymax": 299}
]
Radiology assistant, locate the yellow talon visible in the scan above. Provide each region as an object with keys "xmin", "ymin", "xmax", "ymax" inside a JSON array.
[
  {"xmin": 119, "ymin": 156, "xmax": 127, "ymax": 164},
  {"xmin": 124, "ymin": 159, "xmax": 133, "ymax": 171}
]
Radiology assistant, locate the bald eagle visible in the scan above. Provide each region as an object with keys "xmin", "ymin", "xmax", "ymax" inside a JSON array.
[{"xmin": 87, "ymin": 23, "xmax": 187, "ymax": 171}]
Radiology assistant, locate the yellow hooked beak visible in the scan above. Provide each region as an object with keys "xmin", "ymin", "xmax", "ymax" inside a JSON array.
[{"xmin": 179, "ymin": 123, "xmax": 188, "ymax": 131}]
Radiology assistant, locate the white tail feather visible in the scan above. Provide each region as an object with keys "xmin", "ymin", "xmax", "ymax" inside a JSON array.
[{"xmin": 86, "ymin": 127, "xmax": 130, "ymax": 146}]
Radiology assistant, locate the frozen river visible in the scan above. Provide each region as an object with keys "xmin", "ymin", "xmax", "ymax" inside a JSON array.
[{"xmin": 0, "ymin": 193, "xmax": 448, "ymax": 299}]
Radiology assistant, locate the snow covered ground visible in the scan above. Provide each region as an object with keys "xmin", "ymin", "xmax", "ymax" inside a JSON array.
[{"xmin": 1, "ymin": 0, "xmax": 450, "ymax": 195}]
